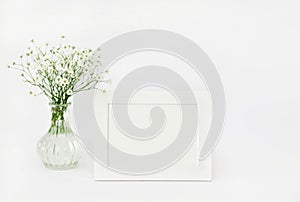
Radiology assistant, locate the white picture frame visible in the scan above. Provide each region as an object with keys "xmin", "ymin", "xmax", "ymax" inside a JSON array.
[{"xmin": 93, "ymin": 91, "xmax": 212, "ymax": 181}]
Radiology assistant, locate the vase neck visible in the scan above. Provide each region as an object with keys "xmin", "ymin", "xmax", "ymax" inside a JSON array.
[
  {"xmin": 49, "ymin": 103, "xmax": 72, "ymax": 134},
  {"xmin": 50, "ymin": 103, "xmax": 70, "ymax": 121}
]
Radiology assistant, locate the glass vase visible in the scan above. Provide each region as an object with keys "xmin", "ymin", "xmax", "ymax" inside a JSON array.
[{"xmin": 37, "ymin": 103, "xmax": 82, "ymax": 170}]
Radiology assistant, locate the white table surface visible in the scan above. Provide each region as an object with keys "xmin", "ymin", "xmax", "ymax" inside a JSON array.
[{"xmin": 1, "ymin": 120, "xmax": 300, "ymax": 202}]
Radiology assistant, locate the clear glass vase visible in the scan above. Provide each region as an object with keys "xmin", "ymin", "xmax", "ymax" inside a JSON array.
[{"xmin": 37, "ymin": 103, "xmax": 82, "ymax": 170}]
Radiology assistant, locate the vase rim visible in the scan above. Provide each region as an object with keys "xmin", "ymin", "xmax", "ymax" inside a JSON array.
[{"xmin": 49, "ymin": 102, "xmax": 71, "ymax": 107}]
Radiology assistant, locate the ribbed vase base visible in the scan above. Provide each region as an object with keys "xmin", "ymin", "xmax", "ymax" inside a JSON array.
[{"xmin": 43, "ymin": 162, "xmax": 79, "ymax": 170}]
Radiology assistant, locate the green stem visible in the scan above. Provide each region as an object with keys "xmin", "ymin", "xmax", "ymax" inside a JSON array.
[{"xmin": 48, "ymin": 104, "xmax": 69, "ymax": 135}]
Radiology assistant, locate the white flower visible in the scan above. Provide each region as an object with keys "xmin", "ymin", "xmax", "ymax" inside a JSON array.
[
  {"xmin": 66, "ymin": 89, "xmax": 73, "ymax": 95},
  {"xmin": 60, "ymin": 78, "xmax": 69, "ymax": 86},
  {"xmin": 48, "ymin": 66, "xmax": 54, "ymax": 72},
  {"xmin": 66, "ymin": 69, "xmax": 74, "ymax": 76},
  {"xmin": 55, "ymin": 76, "xmax": 62, "ymax": 84},
  {"xmin": 35, "ymin": 76, "xmax": 41, "ymax": 82}
]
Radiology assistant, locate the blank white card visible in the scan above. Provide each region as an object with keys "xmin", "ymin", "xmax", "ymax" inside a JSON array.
[{"xmin": 93, "ymin": 91, "xmax": 212, "ymax": 181}]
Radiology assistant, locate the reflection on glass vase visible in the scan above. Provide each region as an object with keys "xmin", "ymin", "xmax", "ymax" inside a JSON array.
[{"xmin": 37, "ymin": 103, "xmax": 82, "ymax": 170}]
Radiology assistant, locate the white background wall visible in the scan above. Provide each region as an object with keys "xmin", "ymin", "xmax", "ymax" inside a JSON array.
[{"xmin": 1, "ymin": 0, "xmax": 300, "ymax": 201}]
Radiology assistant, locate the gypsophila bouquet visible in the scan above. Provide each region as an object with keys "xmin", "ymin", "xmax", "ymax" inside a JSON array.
[{"xmin": 8, "ymin": 36, "xmax": 109, "ymax": 106}]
